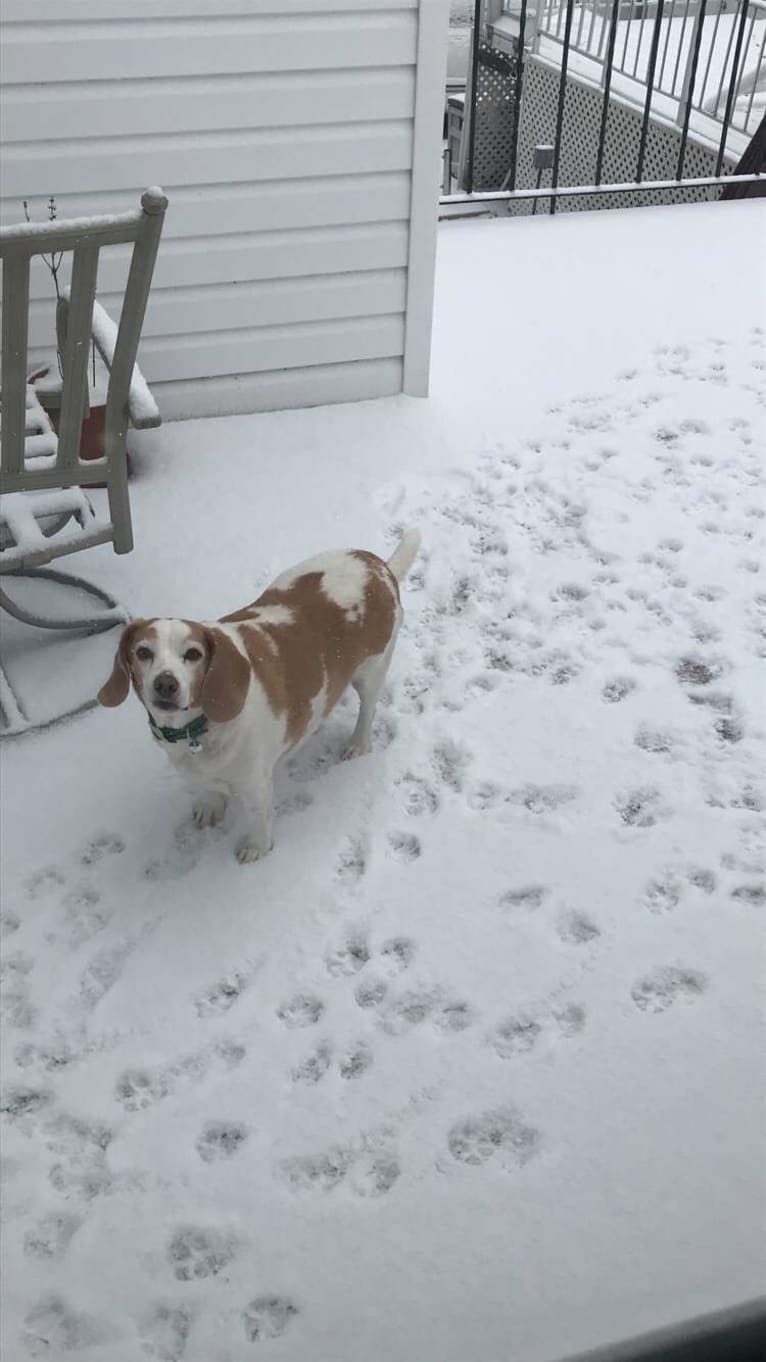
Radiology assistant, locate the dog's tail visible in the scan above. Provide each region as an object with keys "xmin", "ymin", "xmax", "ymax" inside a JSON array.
[{"xmin": 387, "ymin": 527, "xmax": 421, "ymax": 583}]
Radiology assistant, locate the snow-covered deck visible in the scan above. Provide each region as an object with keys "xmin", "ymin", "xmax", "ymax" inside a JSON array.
[{"xmin": 2, "ymin": 200, "xmax": 765, "ymax": 1362}]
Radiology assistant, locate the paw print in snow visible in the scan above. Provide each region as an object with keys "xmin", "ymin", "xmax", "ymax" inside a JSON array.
[
  {"xmin": 631, "ymin": 966, "xmax": 707, "ymax": 1013},
  {"xmin": 196, "ymin": 1121, "xmax": 248, "ymax": 1163},
  {"xmin": 243, "ymin": 1296, "xmax": 299, "ymax": 1343},
  {"xmin": 276, "ymin": 993, "xmax": 324, "ymax": 1028},
  {"xmin": 447, "ymin": 1107, "xmax": 540, "ymax": 1169},
  {"xmin": 167, "ymin": 1226, "xmax": 238, "ymax": 1281},
  {"xmin": 81, "ymin": 833, "xmax": 126, "ymax": 866},
  {"xmin": 325, "ymin": 933, "xmax": 370, "ymax": 977}
]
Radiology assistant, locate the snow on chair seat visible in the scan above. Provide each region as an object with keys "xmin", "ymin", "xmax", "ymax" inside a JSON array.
[{"xmin": 0, "ymin": 488, "xmax": 107, "ymax": 571}]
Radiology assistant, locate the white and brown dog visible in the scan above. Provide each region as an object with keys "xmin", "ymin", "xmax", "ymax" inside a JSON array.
[{"xmin": 98, "ymin": 531, "xmax": 419, "ymax": 863}]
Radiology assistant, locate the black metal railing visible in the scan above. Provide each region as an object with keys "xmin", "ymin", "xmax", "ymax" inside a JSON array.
[{"xmin": 444, "ymin": 0, "xmax": 765, "ymax": 211}]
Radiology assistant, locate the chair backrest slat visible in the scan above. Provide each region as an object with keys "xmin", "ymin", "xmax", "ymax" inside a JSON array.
[
  {"xmin": 1, "ymin": 248, "xmax": 30, "ymax": 477},
  {"xmin": 56, "ymin": 242, "xmax": 100, "ymax": 470},
  {"xmin": 104, "ymin": 192, "xmax": 167, "ymax": 460}
]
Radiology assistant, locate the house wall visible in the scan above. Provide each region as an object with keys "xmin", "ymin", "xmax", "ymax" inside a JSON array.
[{"xmin": 0, "ymin": 0, "xmax": 448, "ymax": 420}]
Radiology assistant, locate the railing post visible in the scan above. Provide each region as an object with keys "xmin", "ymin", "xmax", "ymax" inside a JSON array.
[
  {"xmin": 676, "ymin": 0, "xmax": 709, "ymax": 176},
  {"xmin": 549, "ymin": 0, "xmax": 576, "ymax": 212},
  {"xmin": 465, "ymin": 0, "xmax": 484, "ymax": 195},
  {"xmin": 715, "ymin": 0, "xmax": 752, "ymax": 174},
  {"xmin": 676, "ymin": 0, "xmax": 706, "ymax": 124}
]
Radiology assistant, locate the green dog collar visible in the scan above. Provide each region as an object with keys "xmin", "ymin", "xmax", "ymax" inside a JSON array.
[{"xmin": 149, "ymin": 712, "xmax": 209, "ymax": 751}]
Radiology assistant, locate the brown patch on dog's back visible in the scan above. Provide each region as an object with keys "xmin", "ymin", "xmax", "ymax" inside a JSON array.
[{"xmin": 221, "ymin": 553, "xmax": 397, "ymax": 746}]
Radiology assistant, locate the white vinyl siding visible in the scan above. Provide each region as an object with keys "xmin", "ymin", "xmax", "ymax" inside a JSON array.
[{"xmin": 0, "ymin": 0, "xmax": 447, "ymax": 419}]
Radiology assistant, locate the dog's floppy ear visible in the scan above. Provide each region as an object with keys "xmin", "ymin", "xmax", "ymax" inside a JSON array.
[
  {"xmin": 97, "ymin": 621, "xmax": 147, "ymax": 707},
  {"xmin": 199, "ymin": 627, "xmax": 250, "ymax": 722}
]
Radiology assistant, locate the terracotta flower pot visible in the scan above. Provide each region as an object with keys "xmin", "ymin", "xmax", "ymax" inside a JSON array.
[{"xmin": 30, "ymin": 368, "xmax": 131, "ymax": 483}]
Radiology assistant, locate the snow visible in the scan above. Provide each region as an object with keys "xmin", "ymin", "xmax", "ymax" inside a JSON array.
[
  {"xmin": 0, "ymin": 489, "xmax": 95, "ymax": 562},
  {"xmin": 2, "ymin": 200, "xmax": 765, "ymax": 1362}
]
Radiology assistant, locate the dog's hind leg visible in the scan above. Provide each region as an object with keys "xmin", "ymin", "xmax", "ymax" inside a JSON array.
[{"xmin": 344, "ymin": 613, "xmax": 401, "ymax": 760}]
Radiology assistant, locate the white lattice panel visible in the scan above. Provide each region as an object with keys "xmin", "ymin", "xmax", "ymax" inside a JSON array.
[{"xmin": 508, "ymin": 55, "xmax": 736, "ymax": 215}]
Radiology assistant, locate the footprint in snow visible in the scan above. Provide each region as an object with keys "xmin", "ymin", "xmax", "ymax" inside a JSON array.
[
  {"xmin": 144, "ymin": 821, "xmax": 202, "ymax": 883},
  {"xmin": 44, "ymin": 1112, "xmax": 114, "ymax": 1204},
  {"xmin": 61, "ymin": 886, "xmax": 112, "ymax": 949},
  {"xmin": 498, "ymin": 885, "xmax": 549, "ymax": 911},
  {"xmin": 276, "ymin": 993, "xmax": 325, "ymax": 1029},
  {"xmin": 634, "ymin": 725, "xmax": 675, "ymax": 755},
  {"xmin": 243, "ymin": 1297, "xmax": 299, "ymax": 1343},
  {"xmin": 730, "ymin": 884, "xmax": 765, "ymax": 906},
  {"xmin": 372, "ymin": 984, "xmax": 475, "ymax": 1037},
  {"xmin": 431, "ymin": 739, "xmax": 470, "ymax": 793},
  {"xmin": 338, "ymin": 1040, "xmax": 374, "ymax": 1080},
  {"xmin": 630, "ymin": 966, "xmax": 707, "ymax": 1013},
  {"xmin": 167, "ymin": 1226, "xmax": 238, "ymax": 1281},
  {"xmin": 23, "ymin": 1295, "xmax": 111, "ymax": 1358},
  {"xmin": 24, "ymin": 866, "xmax": 67, "ymax": 901},
  {"xmin": 675, "ymin": 657, "xmax": 719, "ymax": 686},
  {"xmin": 278, "ymin": 1138, "xmax": 400, "ymax": 1199},
  {"xmin": 614, "ymin": 787, "xmax": 668, "ymax": 828},
  {"xmin": 643, "ymin": 874, "xmax": 683, "ymax": 913},
  {"xmin": 447, "ymin": 1107, "xmax": 541, "ymax": 1169},
  {"xmin": 379, "ymin": 936, "xmax": 416, "ymax": 975},
  {"xmin": 195, "ymin": 970, "xmax": 251, "ymax": 1018},
  {"xmin": 334, "ymin": 836, "xmax": 367, "ymax": 885},
  {"xmin": 23, "ymin": 1212, "xmax": 82, "ymax": 1262},
  {"xmin": 81, "ymin": 833, "xmax": 125, "ymax": 866},
  {"xmin": 490, "ymin": 1002, "xmax": 587, "ymax": 1057},
  {"xmin": 196, "ymin": 1121, "xmax": 249, "ymax": 1163},
  {"xmin": 556, "ymin": 910, "xmax": 601, "ymax": 945},
  {"xmin": 1, "ymin": 953, "xmax": 36, "ymax": 1030},
  {"xmin": 291, "ymin": 1037, "xmax": 374, "ymax": 1084},
  {"xmin": 386, "ymin": 831, "xmax": 422, "ymax": 862},
  {"xmin": 396, "ymin": 771, "xmax": 439, "ymax": 817},
  {"xmin": 139, "ymin": 1304, "xmax": 194, "ymax": 1361},
  {"xmin": 291, "ymin": 1042, "xmax": 333, "ymax": 1086},
  {"xmin": 78, "ymin": 937, "xmax": 136, "ymax": 1012},
  {"xmin": 325, "ymin": 932, "xmax": 370, "ymax": 976},
  {"xmin": 686, "ymin": 867, "xmax": 717, "ymax": 894}
]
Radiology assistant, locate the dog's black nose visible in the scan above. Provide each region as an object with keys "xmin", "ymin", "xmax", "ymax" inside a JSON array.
[{"xmin": 154, "ymin": 671, "xmax": 179, "ymax": 701}]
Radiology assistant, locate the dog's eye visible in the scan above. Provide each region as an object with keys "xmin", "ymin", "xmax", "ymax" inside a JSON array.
[
  {"xmin": 184, "ymin": 648, "xmax": 203, "ymax": 663},
  {"xmin": 135, "ymin": 646, "xmax": 153, "ymax": 663}
]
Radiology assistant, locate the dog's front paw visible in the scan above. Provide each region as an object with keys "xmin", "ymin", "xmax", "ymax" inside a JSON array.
[
  {"xmin": 342, "ymin": 738, "xmax": 372, "ymax": 761},
  {"xmin": 236, "ymin": 838, "xmax": 273, "ymax": 865},
  {"xmin": 193, "ymin": 793, "xmax": 227, "ymax": 829}
]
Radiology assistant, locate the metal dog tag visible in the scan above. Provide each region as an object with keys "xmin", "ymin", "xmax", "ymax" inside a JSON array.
[{"xmin": 188, "ymin": 739, "xmax": 203, "ymax": 754}]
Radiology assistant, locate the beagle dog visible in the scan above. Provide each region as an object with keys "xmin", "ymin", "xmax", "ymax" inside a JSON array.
[{"xmin": 98, "ymin": 531, "xmax": 419, "ymax": 863}]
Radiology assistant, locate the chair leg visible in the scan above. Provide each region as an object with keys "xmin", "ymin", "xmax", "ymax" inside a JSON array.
[
  {"xmin": 0, "ymin": 568, "xmax": 126, "ymax": 735},
  {"xmin": 0, "ymin": 660, "xmax": 27, "ymax": 733}
]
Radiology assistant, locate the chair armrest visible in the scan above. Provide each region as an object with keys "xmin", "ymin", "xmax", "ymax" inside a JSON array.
[
  {"xmin": 58, "ymin": 291, "xmax": 161, "ymax": 430},
  {"xmin": 89, "ymin": 300, "xmax": 161, "ymax": 430}
]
